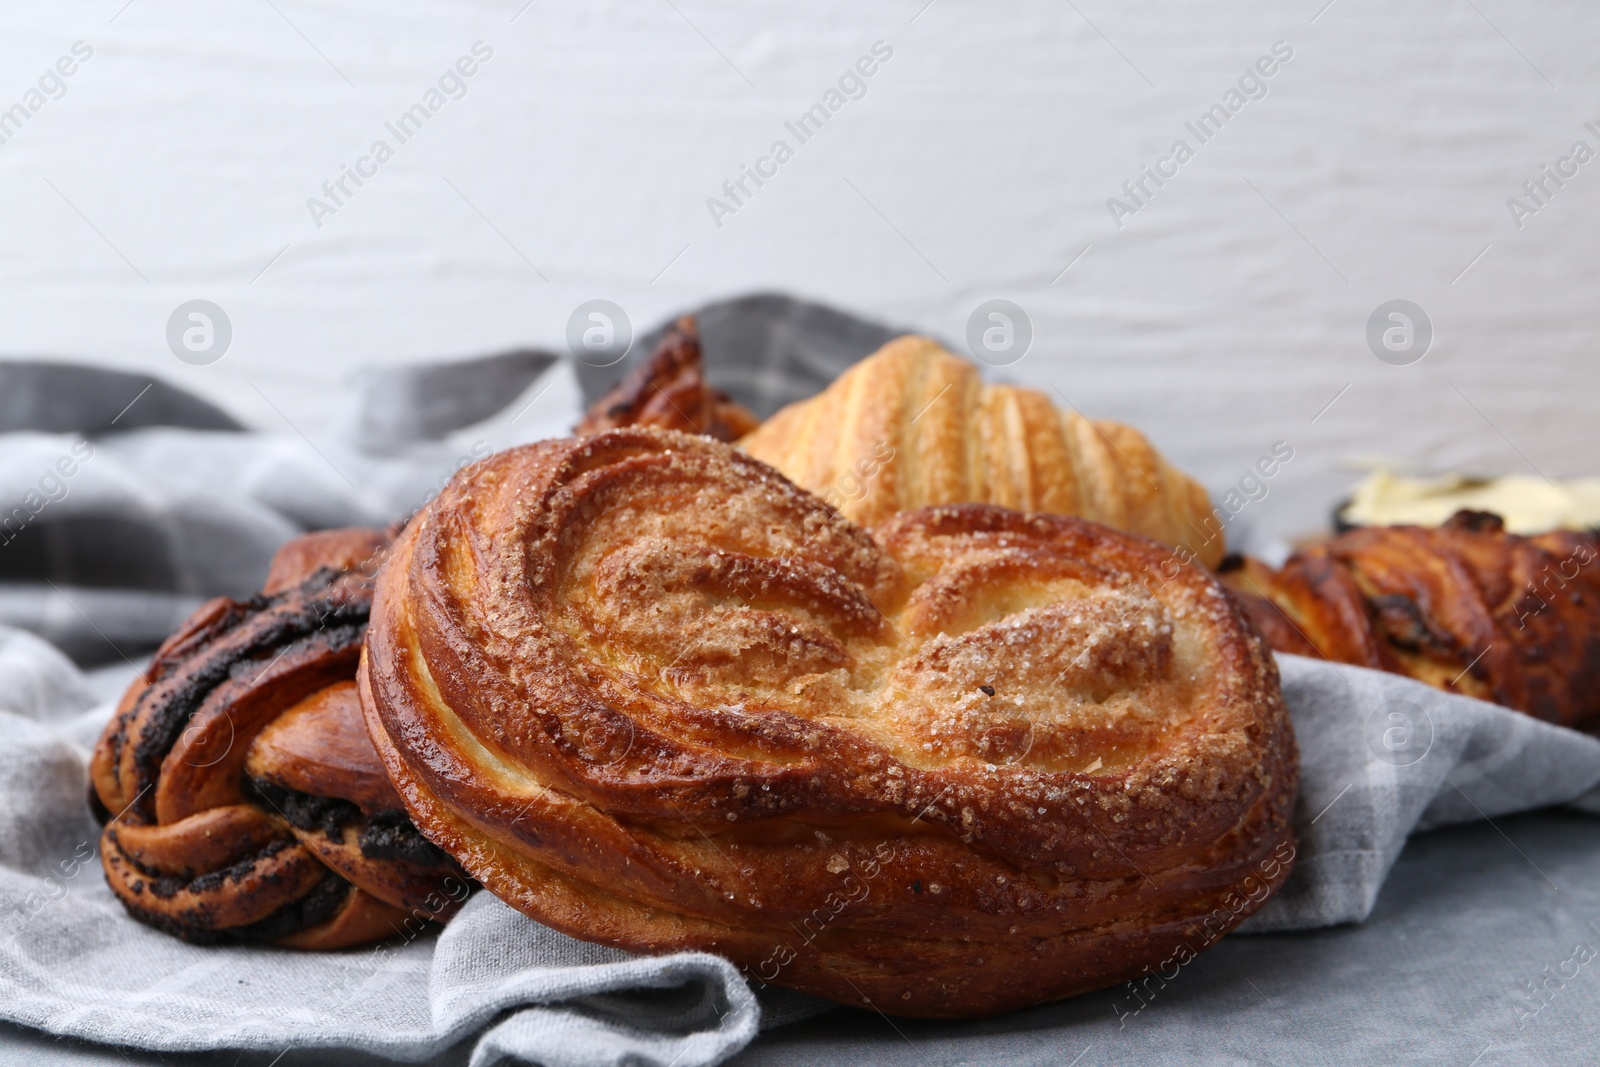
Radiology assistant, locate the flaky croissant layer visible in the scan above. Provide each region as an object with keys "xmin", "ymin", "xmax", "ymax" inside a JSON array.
[
  {"xmin": 737, "ymin": 336, "xmax": 1226, "ymax": 569},
  {"xmin": 360, "ymin": 428, "xmax": 1297, "ymax": 1017}
]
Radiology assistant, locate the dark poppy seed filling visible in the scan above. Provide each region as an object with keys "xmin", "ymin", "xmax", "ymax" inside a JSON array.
[
  {"xmin": 90, "ymin": 533, "xmax": 471, "ymax": 949},
  {"xmin": 248, "ymin": 777, "xmax": 363, "ymax": 838},
  {"xmin": 359, "ymin": 809, "xmax": 453, "ymax": 867},
  {"xmin": 233, "ymin": 873, "xmax": 354, "ymax": 942}
]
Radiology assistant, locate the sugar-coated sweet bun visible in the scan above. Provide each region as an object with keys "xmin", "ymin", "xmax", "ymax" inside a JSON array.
[{"xmin": 360, "ymin": 428, "xmax": 1296, "ymax": 1016}]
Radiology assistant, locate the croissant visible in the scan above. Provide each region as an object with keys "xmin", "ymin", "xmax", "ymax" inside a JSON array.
[
  {"xmin": 359, "ymin": 427, "xmax": 1297, "ymax": 1017},
  {"xmin": 1219, "ymin": 510, "xmax": 1600, "ymax": 728},
  {"xmin": 737, "ymin": 335, "xmax": 1226, "ymax": 569},
  {"xmin": 90, "ymin": 529, "xmax": 469, "ymax": 948}
]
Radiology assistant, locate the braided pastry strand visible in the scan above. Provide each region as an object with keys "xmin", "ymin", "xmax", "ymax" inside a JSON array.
[
  {"xmin": 575, "ymin": 316, "xmax": 760, "ymax": 441},
  {"xmin": 359, "ymin": 428, "xmax": 1296, "ymax": 1016},
  {"xmin": 1220, "ymin": 510, "xmax": 1600, "ymax": 728},
  {"xmin": 90, "ymin": 529, "xmax": 469, "ymax": 948}
]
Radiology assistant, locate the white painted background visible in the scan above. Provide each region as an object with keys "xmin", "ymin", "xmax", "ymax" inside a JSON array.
[{"xmin": 2, "ymin": 0, "xmax": 1597, "ymax": 540}]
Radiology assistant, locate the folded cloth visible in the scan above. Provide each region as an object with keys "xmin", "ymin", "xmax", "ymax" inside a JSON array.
[
  {"xmin": 0, "ymin": 360, "xmax": 584, "ymax": 664},
  {"xmin": 1246, "ymin": 655, "xmax": 1600, "ymax": 931},
  {"xmin": 607, "ymin": 292, "xmax": 908, "ymax": 419},
  {"xmin": 2, "ymin": 617, "xmax": 1598, "ymax": 1065},
  {"xmin": 0, "ymin": 296, "xmax": 910, "ymax": 664},
  {"xmin": 343, "ymin": 347, "xmax": 560, "ymax": 453},
  {"xmin": 0, "ymin": 361, "xmax": 242, "ymax": 435}
]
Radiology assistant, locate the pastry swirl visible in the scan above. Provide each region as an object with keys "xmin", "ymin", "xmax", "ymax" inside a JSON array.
[
  {"xmin": 575, "ymin": 316, "xmax": 759, "ymax": 441},
  {"xmin": 360, "ymin": 428, "xmax": 1297, "ymax": 1016},
  {"xmin": 90, "ymin": 529, "xmax": 469, "ymax": 948},
  {"xmin": 1220, "ymin": 510, "xmax": 1600, "ymax": 727}
]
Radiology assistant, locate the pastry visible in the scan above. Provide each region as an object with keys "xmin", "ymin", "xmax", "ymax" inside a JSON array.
[
  {"xmin": 89, "ymin": 529, "xmax": 469, "ymax": 948},
  {"xmin": 575, "ymin": 316, "xmax": 760, "ymax": 442},
  {"xmin": 577, "ymin": 323, "xmax": 1225, "ymax": 569},
  {"xmin": 737, "ymin": 335, "xmax": 1226, "ymax": 569},
  {"xmin": 359, "ymin": 427, "xmax": 1297, "ymax": 1017},
  {"xmin": 1219, "ymin": 510, "xmax": 1600, "ymax": 727}
]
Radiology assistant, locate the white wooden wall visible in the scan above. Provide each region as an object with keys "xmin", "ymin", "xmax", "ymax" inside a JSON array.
[{"xmin": 3, "ymin": 0, "xmax": 1596, "ymax": 538}]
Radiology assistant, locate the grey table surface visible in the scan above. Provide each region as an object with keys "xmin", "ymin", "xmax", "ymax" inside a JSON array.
[{"xmin": 7, "ymin": 808, "xmax": 1596, "ymax": 1066}]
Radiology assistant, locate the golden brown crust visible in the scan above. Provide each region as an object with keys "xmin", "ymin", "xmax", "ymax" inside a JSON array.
[
  {"xmin": 247, "ymin": 681, "xmax": 406, "ymax": 813},
  {"xmin": 576, "ymin": 316, "xmax": 760, "ymax": 442},
  {"xmin": 360, "ymin": 428, "xmax": 1297, "ymax": 1016},
  {"xmin": 89, "ymin": 530, "xmax": 469, "ymax": 949},
  {"xmin": 262, "ymin": 528, "xmax": 390, "ymax": 596},
  {"xmin": 1219, "ymin": 511, "xmax": 1600, "ymax": 728},
  {"xmin": 736, "ymin": 336, "xmax": 1226, "ymax": 569}
]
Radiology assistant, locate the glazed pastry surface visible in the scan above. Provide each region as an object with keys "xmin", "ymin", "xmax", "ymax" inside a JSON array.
[
  {"xmin": 361, "ymin": 429, "xmax": 1296, "ymax": 1016},
  {"xmin": 576, "ymin": 316, "xmax": 759, "ymax": 442},
  {"xmin": 1221, "ymin": 510, "xmax": 1600, "ymax": 728}
]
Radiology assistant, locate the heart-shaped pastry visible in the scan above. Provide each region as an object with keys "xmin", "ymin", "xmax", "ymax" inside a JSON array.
[{"xmin": 360, "ymin": 428, "xmax": 1297, "ymax": 1016}]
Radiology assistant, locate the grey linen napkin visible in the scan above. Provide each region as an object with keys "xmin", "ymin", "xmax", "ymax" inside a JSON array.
[
  {"xmin": 0, "ymin": 362, "xmax": 580, "ymax": 664},
  {"xmin": 0, "ymin": 294, "xmax": 906, "ymax": 664},
  {"xmin": 1245, "ymin": 655, "xmax": 1600, "ymax": 932}
]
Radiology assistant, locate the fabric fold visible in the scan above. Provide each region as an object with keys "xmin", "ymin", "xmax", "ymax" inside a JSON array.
[{"xmin": 1240, "ymin": 655, "xmax": 1600, "ymax": 932}]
